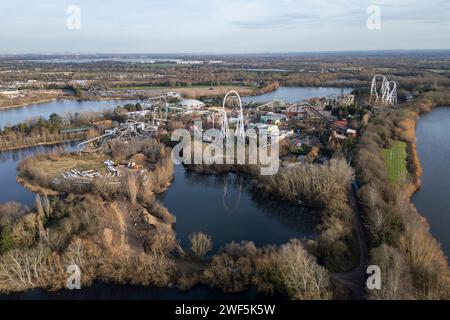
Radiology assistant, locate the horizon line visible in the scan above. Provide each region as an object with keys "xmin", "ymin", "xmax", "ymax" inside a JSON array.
[{"xmin": 2, "ymin": 49, "xmax": 450, "ymax": 56}]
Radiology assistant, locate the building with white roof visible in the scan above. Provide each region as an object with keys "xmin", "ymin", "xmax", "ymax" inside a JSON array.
[{"xmin": 178, "ymin": 99, "xmax": 205, "ymax": 110}]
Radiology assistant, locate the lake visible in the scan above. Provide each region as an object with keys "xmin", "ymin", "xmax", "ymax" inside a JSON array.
[
  {"xmin": 413, "ymin": 107, "xmax": 450, "ymax": 261},
  {"xmin": 160, "ymin": 166, "xmax": 318, "ymax": 251},
  {"xmin": 0, "ymin": 99, "xmax": 136, "ymax": 128},
  {"xmin": 0, "ymin": 142, "xmax": 79, "ymax": 206},
  {"xmin": 241, "ymin": 87, "xmax": 352, "ymax": 104}
]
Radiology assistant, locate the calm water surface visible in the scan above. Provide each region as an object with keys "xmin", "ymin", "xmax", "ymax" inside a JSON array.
[
  {"xmin": 0, "ymin": 142, "xmax": 78, "ymax": 206},
  {"xmin": 1, "ymin": 283, "xmax": 274, "ymax": 300},
  {"xmin": 242, "ymin": 86, "xmax": 352, "ymax": 104},
  {"xmin": 160, "ymin": 166, "xmax": 318, "ymax": 251},
  {"xmin": 413, "ymin": 107, "xmax": 450, "ymax": 261},
  {"xmin": 0, "ymin": 99, "xmax": 136, "ymax": 128}
]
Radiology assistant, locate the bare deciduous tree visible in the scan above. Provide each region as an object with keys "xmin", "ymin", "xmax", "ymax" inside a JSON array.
[{"xmin": 277, "ymin": 240, "xmax": 331, "ymax": 300}]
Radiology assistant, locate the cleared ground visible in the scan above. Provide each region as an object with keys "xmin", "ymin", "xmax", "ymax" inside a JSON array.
[
  {"xmin": 33, "ymin": 152, "xmax": 108, "ymax": 179},
  {"xmin": 382, "ymin": 140, "xmax": 408, "ymax": 183}
]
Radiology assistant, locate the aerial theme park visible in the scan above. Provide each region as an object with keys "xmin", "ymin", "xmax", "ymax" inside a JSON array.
[{"xmin": 0, "ymin": 0, "xmax": 449, "ymax": 317}]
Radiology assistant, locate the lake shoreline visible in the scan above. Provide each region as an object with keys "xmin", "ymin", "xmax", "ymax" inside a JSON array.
[
  {"xmin": 409, "ymin": 105, "xmax": 450, "ymax": 262},
  {"xmin": 0, "ymin": 137, "xmax": 83, "ymax": 152},
  {"xmin": 0, "ymin": 96, "xmax": 136, "ymax": 111}
]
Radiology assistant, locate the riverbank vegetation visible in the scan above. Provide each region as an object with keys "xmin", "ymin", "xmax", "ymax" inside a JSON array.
[
  {"xmin": 0, "ymin": 138, "xmax": 178, "ymax": 293},
  {"xmin": 354, "ymin": 89, "xmax": 450, "ymax": 299},
  {"xmin": 0, "ymin": 112, "xmax": 103, "ymax": 151},
  {"xmin": 256, "ymin": 159, "xmax": 357, "ymax": 272},
  {"xmin": 0, "ymin": 102, "xmax": 149, "ymax": 151},
  {"xmin": 201, "ymin": 240, "xmax": 331, "ymax": 299}
]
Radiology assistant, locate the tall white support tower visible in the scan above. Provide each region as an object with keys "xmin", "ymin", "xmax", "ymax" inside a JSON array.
[{"xmin": 220, "ymin": 90, "xmax": 245, "ymax": 140}]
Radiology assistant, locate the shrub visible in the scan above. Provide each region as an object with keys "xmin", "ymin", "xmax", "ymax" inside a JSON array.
[
  {"xmin": 0, "ymin": 227, "xmax": 13, "ymax": 253},
  {"xmin": 92, "ymin": 178, "xmax": 120, "ymax": 201},
  {"xmin": 188, "ymin": 232, "xmax": 212, "ymax": 258}
]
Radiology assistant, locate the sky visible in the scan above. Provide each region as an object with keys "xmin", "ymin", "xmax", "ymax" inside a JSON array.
[{"xmin": 0, "ymin": 0, "xmax": 449, "ymax": 54}]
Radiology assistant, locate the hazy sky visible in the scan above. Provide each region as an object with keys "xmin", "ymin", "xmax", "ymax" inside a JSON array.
[{"xmin": 1, "ymin": 0, "xmax": 449, "ymax": 53}]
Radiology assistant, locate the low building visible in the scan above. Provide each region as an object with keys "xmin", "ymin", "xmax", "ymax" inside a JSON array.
[
  {"xmin": 178, "ymin": 99, "xmax": 205, "ymax": 110},
  {"xmin": 346, "ymin": 129, "xmax": 357, "ymax": 137},
  {"xmin": 167, "ymin": 91, "xmax": 182, "ymax": 100},
  {"xmin": 0, "ymin": 89, "xmax": 19, "ymax": 98},
  {"xmin": 247, "ymin": 123, "xmax": 278, "ymax": 134},
  {"xmin": 261, "ymin": 113, "xmax": 286, "ymax": 125},
  {"xmin": 177, "ymin": 60, "xmax": 204, "ymax": 65}
]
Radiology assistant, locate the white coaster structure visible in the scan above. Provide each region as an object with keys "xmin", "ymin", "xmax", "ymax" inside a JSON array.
[
  {"xmin": 370, "ymin": 74, "xmax": 398, "ymax": 106},
  {"xmin": 143, "ymin": 95, "xmax": 169, "ymax": 125},
  {"xmin": 76, "ymin": 120, "xmax": 156, "ymax": 153},
  {"xmin": 220, "ymin": 90, "xmax": 245, "ymax": 140}
]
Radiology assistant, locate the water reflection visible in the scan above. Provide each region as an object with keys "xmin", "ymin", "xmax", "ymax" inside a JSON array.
[
  {"xmin": 0, "ymin": 282, "xmax": 277, "ymax": 300},
  {"xmin": 182, "ymin": 169, "xmax": 319, "ymax": 232},
  {"xmin": 250, "ymin": 191, "xmax": 320, "ymax": 234},
  {"xmin": 160, "ymin": 166, "xmax": 318, "ymax": 252}
]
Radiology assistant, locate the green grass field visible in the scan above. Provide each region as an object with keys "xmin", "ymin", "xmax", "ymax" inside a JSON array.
[{"xmin": 382, "ymin": 140, "xmax": 408, "ymax": 183}]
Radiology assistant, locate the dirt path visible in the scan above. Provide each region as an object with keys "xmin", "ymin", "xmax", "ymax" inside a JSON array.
[
  {"xmin": 331, "ymin": 184, "xmax": 368, "ymax": 300},
  {"xmin": 110, "ymin": 202, "xmax": 127, "ymax": 251}
]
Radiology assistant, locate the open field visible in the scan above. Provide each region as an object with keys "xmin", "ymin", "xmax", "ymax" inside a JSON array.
[
  {"xmin": 30, "ymin": 152, "xmax": 108, "ymax": 180},
  {"xmin": 382, "ymin": 140, "xmax": 408, "ymax": 183},
  {"xmin": 112, "ymin": 85, "xmax": 256, "ymax": 98}
]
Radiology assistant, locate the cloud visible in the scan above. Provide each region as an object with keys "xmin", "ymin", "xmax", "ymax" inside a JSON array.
[
  {"xmin": 0, "ymin": 0, "xmax": 449, "ymax": 53},
  {"xmin": 232, "ymin": 12, "xmax": 318, "ymax": 29}
]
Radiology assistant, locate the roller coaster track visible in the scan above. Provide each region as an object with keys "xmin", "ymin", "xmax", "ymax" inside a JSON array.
[
  {"xmin": 299, "ymin": 103, "xmax": 333, "ymax": 126},
  {"xmin": 221, "ymin": 90, "xmax": 245, "ymax": 140},
  {"xmin": 370, "ymin": 74, "xmax": 398, "ymax": 106},
  {"xmin": 76, "ymin": 120, "xmax": 157, "ymax": 153}
]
